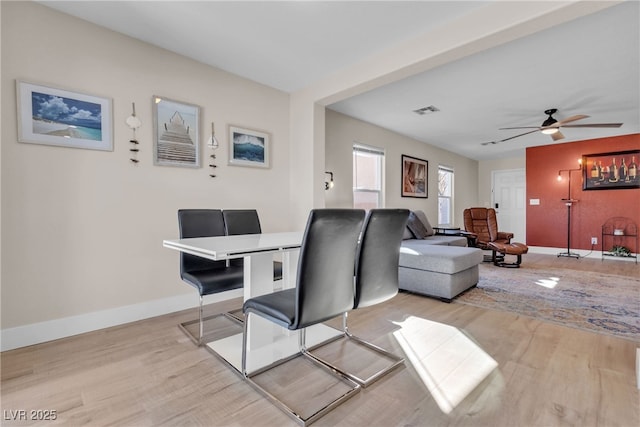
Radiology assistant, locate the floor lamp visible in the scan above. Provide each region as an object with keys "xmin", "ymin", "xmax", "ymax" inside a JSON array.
[{"xmin": 557, "ymin": 161, "xmax": 582, "ymax": 258}]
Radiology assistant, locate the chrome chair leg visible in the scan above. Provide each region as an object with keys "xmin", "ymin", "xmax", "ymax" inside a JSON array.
[
  {"xmin": 178, "ymin": 295, "xmax": 243, "ymax": 346},
  {"xmin": 308, "ymin": 312, "xmax": 404, "ymax": 388},
  {"xmin": 241, "ymin": 311, "xmax": 360, "ymax": 426},
  {"xmin": 199, "ymin": 295, "xmax": 204, "ymax": 343}
]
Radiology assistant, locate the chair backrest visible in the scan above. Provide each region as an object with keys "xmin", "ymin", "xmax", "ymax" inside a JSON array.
[
  {"xmin": 178, "ymin": 209, "xmax": 226, "ymax": 273},
  {"xmin": 355, "ymin": 209, "xmax": 410, "ymax": 309},
  {"xmin": 463, "ymin": 207, "xmax": 499, "ymax": 243},
  {"xmin": 223, "ymin": 209, "xmax": 262, "ymax": 235},
  {"xmin": 292, "ymin": 209, "xmax": 365, "ymax": 330}
]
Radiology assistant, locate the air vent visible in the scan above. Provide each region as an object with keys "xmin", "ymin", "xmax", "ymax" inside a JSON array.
[{"xmin": 413, "ymin": 105, "xmax": 440, "ymax": 115}]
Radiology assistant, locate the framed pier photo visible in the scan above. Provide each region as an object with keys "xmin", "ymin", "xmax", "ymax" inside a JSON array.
[{"xmin": 153, "ymin": 95, "xmax": 200, "ymax": 168}]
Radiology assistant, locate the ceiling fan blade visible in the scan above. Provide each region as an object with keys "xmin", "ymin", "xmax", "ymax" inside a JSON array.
[
  {"xmin": 561, "ymin": 123, "xmax": 623, "ymax": 128},
  {"xmin": 556, "ymin": 114, "xmax": 589, "ymax": 126},
  {"xmin": 551, "ymin": 131, "xmax": 565, "ymax": 141},
  {"xmin": 481, "ymin": 129, "xmax": 540, "ymax": 145},
  {"xmin": 499, "ymin": 129, "xmax": 540, "ymax": 142},
  {"xmin": 498, "ymin": 126, "xmax": 541, "ymax": 130}
]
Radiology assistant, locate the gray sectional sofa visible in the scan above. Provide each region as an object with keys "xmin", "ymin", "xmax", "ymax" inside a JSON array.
[{"xmin": 398, "ymin": 210, "xmax": 483, "ymax": 302}]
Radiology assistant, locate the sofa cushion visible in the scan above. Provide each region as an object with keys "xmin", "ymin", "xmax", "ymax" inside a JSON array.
[
  {"xmin": 406, "ymin": 211, "xmax": 430, "ymax": 239},
  {"xmin": 399, "ymin": 243, "xmax": 483, "ymax": 274},
  {"xmin": 413, "ymin": 210, "xmax": 434, "ymax": 236},
  {"xmin": 399, "ymin": 265, "xmax": 479, "ymax": 301},
  {"xmin": 423, "ymin": 235, "xmax": 468, "ymax": 246}
]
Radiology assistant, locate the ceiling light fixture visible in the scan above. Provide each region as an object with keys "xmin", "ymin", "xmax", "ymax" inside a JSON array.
[{"xmin": 541, "ymin": 109, "xmax": 559, "ymax": 134}]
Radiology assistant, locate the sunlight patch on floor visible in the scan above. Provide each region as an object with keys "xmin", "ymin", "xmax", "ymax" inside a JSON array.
[
  {"xmin": 535, "ymin": 276, "xmax": 560, "ymax": 289},
  {"xmin": 392, "ymin": 316, "xmax": 498, "ymax": 414}
]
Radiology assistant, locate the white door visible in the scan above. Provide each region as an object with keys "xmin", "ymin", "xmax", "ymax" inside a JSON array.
[{"xmin": 492, "ymin": 169, "xmax": 526, "ymax": 243}]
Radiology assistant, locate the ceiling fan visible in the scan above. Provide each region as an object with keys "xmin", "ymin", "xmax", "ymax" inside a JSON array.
[{"xmin": 481, "ymin": 108, "xmax": 623, "ymax": 145}]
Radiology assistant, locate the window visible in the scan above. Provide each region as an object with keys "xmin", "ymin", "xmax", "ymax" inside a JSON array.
[
  {"xmin": 353, "ymin": 144, "xmax": 384, "ymax": 210},
  {"xmin": 438, "ymin": 165, "xmax": 454, "ymax": 226}
]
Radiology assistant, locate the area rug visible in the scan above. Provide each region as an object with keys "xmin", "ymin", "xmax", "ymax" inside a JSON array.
[{"xmin": 455, "ymin": 264, "xmax": 640, "ymax": 342}]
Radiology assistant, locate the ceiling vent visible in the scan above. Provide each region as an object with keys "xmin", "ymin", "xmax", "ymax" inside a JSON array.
[{"xmin": 413, "ymin": 105, "xmax": 440, "ymax": 115}]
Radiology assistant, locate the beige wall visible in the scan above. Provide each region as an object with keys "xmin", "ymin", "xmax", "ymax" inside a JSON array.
[
  {"xmin": 0, "ymin": 2, "xmax": 542, "ymax": 349},
  {"xmin": 1, "ymin": 2, "xmax": 291, "ymax": 331},
  {"xmin": 325, "ymin": 109, "xmax": 478, "ymax": 227}
]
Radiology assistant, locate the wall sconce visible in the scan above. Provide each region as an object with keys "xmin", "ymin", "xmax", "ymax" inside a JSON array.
[
  {"xmin": 325, "ymin": 171, "xmax": 334, "ymax": 190},
  {"xmin": 557, "ymin": 159, "xmax": 582, "ymax": 181}
]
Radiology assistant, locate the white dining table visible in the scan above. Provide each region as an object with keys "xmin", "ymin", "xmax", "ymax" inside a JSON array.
[{"xmin": 163, "ymin": 232, "xmax": 342, "ymax": 373}]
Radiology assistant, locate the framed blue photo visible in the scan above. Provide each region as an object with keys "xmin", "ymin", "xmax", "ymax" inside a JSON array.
[
  {"xmin": 228, "ymin": 125, "xmax": 270, "ymax": 168},
  {"xmin": 16, "ymin": 80, "xmax": 113, "ymax": 151}
]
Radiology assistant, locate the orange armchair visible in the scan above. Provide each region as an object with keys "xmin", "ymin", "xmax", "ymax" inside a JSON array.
[{"xmin": 463, "ymin": 207, "xmax": 514, "ymax": 251}]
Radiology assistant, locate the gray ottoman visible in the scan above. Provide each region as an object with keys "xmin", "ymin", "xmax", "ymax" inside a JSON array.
[{"xmin": 398, "ymin": 243, "xmax": 483, "ymax": 302}]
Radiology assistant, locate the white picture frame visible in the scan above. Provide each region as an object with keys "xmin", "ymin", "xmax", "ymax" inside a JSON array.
[
  {"xmin": 228, "ymin": 125, "xmax": 270, "ymax": 168},
  {"xmin": 16, "ymin": 80, "xmax": 113, "ymax": 151},
  {"xmin": 153, "ymin": 95, "xmax": 201, "ymax": 168}
]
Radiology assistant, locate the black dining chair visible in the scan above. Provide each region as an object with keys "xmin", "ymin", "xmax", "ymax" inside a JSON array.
[
  {"xmin": 241, "ymin": 209, "xmax": 365, "ymax": 426},
  {"xmin": 222, "ymin": 209, "xmax": 283, "ymax": 280},
  {"xmin": 309, "ymin": 208, "xmax": 409, "ymax": 387},
  {"xmin": 177, "ymin": 209, "xmax": 244, "ymax": 345},
  {"xmin": 222, "ymin": 209, "xmax": 263, "ymax": 235}
]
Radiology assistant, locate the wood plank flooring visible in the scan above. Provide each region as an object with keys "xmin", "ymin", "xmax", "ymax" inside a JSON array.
[{"xmin": 1, "ymin": 254, "xmax": 638, "ymax": 426}]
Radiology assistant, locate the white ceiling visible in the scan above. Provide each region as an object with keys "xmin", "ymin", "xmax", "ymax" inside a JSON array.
[{"xmin": 40, "ymin": 1, "xmax": 639, "ymax": 161}]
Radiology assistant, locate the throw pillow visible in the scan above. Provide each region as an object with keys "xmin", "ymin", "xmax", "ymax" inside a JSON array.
[
  {"xmin": 406, "ymin": 211, "xmax": 429, "ymax": 239},
  {"xmin": 413, "ymin": 210, "xmax": 434, "ymax": 236}
]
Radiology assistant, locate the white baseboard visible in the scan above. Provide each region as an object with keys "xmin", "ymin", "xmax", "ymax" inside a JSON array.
[
  {"xmin": 527, "ymin": 246, "xmax": 602, "ymax": 259},
  {"xmin": 528, "ymin": 246, "xmax": 637, "ymax": 262},
  {"xmin": 0, "ymin": 289, "xmax": 243, "ymax": 352},
  {"xmin": 637, "ymin": 348, "xmax": 640, "ymax": 389}
]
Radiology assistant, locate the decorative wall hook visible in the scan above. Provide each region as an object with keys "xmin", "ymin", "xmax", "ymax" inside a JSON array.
[
  {"xmin": 126, "ymin": 102, "xmax": 141, "ymax": 130},
  {"xmin": 207, "ymin": 122, "xmax": 219, "ymax": 149},
  {"xmin": 208, "ymin": 123, "xmax": 218, "ymax": 177},
  {"xmin": 127, "ymin": 102, "xmax": 141, "ymax": 164}
]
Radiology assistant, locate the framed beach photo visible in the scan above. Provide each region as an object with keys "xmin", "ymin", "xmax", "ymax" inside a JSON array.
[
  {"xmin": 153, "ymin": 95, "xmax": 200, "ymax": 168},
  {"xmin": 16, "ymin": 80, "xmax": 113, "ymax": 151},
  {"xmin": 228, "ymin": 125, "xmax": 270, "ymax": 168},
  {"xmin": 401, "ymin": 154, "xmax": 428, "ymax": 198}
]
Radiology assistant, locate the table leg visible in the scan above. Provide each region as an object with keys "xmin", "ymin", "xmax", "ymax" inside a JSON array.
[
  {"xmin": 282, "ymin": 249, "xmax": 299, "ymax": 289},
  {"xmin": 243, "ymin": 253, "xmax": 273, "ymax": 300}
]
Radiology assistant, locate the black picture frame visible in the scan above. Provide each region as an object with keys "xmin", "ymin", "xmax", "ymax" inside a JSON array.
[
  {"xmin": 582, "ymin": 150, "xmax": 640, "ymax": 190},
  {"xmin": 401, "ymin": 154, "xmax": 428, "ymax": 198}
]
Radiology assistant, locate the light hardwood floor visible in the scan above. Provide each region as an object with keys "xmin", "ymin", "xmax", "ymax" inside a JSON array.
[{"xmin": 1, "ymin": 254, "xmax": 638, "ymax": 426}]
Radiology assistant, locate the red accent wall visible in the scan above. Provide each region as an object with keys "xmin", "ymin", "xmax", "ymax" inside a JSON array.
[{"xmin": 526, "ymin": 134, "xmax": 640, "ymax": 251}]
